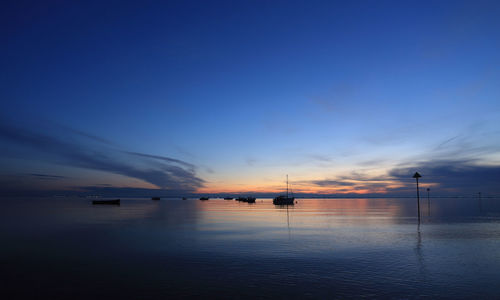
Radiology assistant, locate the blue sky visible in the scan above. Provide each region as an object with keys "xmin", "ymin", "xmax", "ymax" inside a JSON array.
[{"xmin": 1, "ymin": 0, "xmax": 500, "ymax": 196}]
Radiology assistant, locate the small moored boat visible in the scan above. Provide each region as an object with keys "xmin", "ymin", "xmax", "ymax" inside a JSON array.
[
  {"xmin": 273, "ymin": 195, "xmax": 294, "ymax": 205},
  {"xmin": 246, "ymin": 197, "xmax": 256, "ymax": 203},
  {"xmin": 236, "ymin": 196, "xmax": 256, "ymax": 203},
  {"xmin": 92, "ymin": 199, "xmax": 120, "ymax": 205},
  {"xmin": 199, "ymin": 197, "xmax": 209, "ymax": 201},
  {"xmin": 152, "ymin": 197, "xmax": 160, "ymax": 200}
]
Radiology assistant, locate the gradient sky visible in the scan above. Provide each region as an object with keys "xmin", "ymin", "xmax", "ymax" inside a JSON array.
[{"xmin": 2, "ymin": 0, "xmax": 500, "ymax": 196}]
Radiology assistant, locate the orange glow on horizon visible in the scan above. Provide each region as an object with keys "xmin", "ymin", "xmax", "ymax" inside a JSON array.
[{"xmin": 195, "ymin": 178, "xmax": 422, "ymax": 195}]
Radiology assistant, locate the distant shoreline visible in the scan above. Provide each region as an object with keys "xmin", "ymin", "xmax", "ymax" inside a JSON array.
[{"xmin": 1, "ymin": 195, "xmax": 499, "ymax": 199}]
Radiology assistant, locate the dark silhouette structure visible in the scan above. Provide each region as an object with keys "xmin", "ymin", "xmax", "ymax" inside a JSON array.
[
  {"xmin": 427, "ymin": 188, "xmax": 430, "ymax": 216},
  {"xmin": 413, "ymin": 172, "xmax": 422, "ymax": 223},
  {"xmin": 236, "ymin": 196, "xmax": 256, "ymax": 203},
  {"xmin": 274, "ymin": 174, "xmax": 295, "ymax": 205},
  {"xmin": 92, "ymin": 199, "xmax": 120, "ymax": 205}
]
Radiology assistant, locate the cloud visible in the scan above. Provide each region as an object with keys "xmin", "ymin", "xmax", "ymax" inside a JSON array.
[
  {"xmin": 123, "ymin": 151, "xmax": 196, "ymax": 171},
  {"xmin": 336, "ymin": 171, "xmax": 390, "ymax": 182},
  {"xmin": 28, "ymin": 173, "xmax": 68, "ymax": 180},
  {"xmin": 308, "ymin": 154, "xmax": 332, "ymax": 162},
  {"xmin": 434, "ymin": 135, "xmax": 460, "ymax": 150},
  {"xmin": 0, "ymin": 120, "xmax": 204, "ymax": 192},
  {"xmin": 307, "ymin": 180, "xmax": 356, "ymax": 187},
  {"xmin": 300, "ymin": 160, "xmax": 500, "ymax": 196},
  {"xmin": 309, "ymin": 82, "xmax": 356, "ymax": 113},
  {"xmin": 389, "ymin": 159, "xmax": 500, "ymax": 194},
  {"xmin": 203, "ymin": 166, "xmax": 215, "ymax": 174},
  {"xmin": 246, "ymin": 157, "xmax": 256, "ymax": 166}
]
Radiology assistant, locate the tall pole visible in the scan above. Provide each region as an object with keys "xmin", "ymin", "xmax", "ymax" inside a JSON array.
[
  {"xmin": 427, "ymin": 188, "xmax": 430, "ymax": 216},
  {"xmin": 413, "ymin": 172, "xmax": 422, "ymax": 223},
  {"xmin": 416, "ymin": 177, "xmax": 420, "ymax": 222}
]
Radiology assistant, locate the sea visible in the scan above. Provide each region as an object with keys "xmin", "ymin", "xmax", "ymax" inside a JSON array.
[{"xmin": 1, "ymin": 197, "xmax": 500, "ymax": 299}]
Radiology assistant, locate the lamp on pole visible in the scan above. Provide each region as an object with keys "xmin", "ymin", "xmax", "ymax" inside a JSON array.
[{"xmin": 413, "ymin": 172, "xmax": 422, "ymax": 223}]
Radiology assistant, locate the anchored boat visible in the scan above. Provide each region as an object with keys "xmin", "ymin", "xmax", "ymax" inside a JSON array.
[
  {"xmin": 246, "ymin": 197, "xmax": 256, "ymax": 203},
  {"xmin": 273, "ymin": 175, "xmax": 294, "ymax": 205},
  {"xmin": 92, "ymin": 199, "xmax": 120, "ymax": 205},
  {"xmin": 236, "ymin": 196, "xmax": 256, "ymax": 203}
]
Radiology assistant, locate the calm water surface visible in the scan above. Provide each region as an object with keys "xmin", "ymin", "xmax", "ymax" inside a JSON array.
[{"xmin": 2, "ymin": 197, "xmax": 500, "ymax": 299}]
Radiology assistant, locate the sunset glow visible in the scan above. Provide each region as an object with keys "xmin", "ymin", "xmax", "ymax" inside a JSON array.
[{"xmin": 1, "ymin": 1, "xmax": 499, "ymax": 197}]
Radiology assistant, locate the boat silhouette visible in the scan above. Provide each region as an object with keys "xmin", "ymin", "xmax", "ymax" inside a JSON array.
[
  {"xmin": 92, "ymin": 199, "xmax": 120, "ymax": 205},
  {"xmin": 246, "ymin": 197, "xmax": 256, "ymax": 203},
  {"xmin": 273, "ymin": 175, "xmax": 294, "ymax": 205},
  {"xmin": 236, "ymin": 196, "xmax": 256, "ymax": 203}
]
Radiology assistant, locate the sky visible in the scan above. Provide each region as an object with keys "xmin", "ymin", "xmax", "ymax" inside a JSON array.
[{"xmin": 1, "ymin": 0, "xmax": 500, "ymax": 197}]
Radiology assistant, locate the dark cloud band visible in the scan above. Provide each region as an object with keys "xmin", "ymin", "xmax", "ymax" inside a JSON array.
[{"xmin": 0, "ymin": 121, "xmax": 204, "ymax": 192}]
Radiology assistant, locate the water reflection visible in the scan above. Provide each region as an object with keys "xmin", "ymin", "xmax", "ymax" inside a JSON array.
[
  {"xmin": 1, "ymin": 197, "xmax": 500, "ymax": 299},
  {"xmin": 414, "ymin": 225, "xmax": 427, "ymax": 281}
]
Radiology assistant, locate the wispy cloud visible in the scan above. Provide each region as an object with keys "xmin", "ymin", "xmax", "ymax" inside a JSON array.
[
  {"xmin": 0, "ymin": 120, "xmax": 204, "ymax": 192},
  {"xmin": 434, "ymin": 135, "xmax": 460, "ymax": 150},
  {"xmin": 246, "ymin": 157, "xmax": 257, "ymax": 166},
  {"xmin": 307, "ymin": 180, "xmax": 356, "ymax": 187},
  {"xmin": 298, "ymin": 173, "xmax": 399, "ymax": 195},
  {"xmin": 308, "ymin": 154, "xmax": 333, "ymax": 162},
  {"xmin": 123, "ymin": 151, "xmax": 196, "ymax": 171},
  {"xmin": 309, "ymin": 82, "xmax": 356, "ymax": 113},
  {"xmin": 28, "ymin": 173, "xmax": 68, "ymax": 180}
]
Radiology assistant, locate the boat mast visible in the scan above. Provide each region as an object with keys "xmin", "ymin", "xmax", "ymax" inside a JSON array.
[{"xmin": 286, "ymin": 174, "xmax": 288, "ymax": 198}]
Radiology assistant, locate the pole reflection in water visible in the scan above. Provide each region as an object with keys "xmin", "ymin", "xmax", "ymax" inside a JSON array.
[
  {"xmin": 286, "ymin": 204, "xmax": 291, "ymax": 239},
  {"xmin": 415, "ymin": 224, "xmax": 427, "ymax": 280},
  {"xmin": 427, "ymin": 188, "xmax": 431, "ymax": 217}
]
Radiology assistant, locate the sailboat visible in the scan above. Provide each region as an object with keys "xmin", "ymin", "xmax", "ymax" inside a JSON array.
[{"xmin": 273, "ymin": 175, "xmax": 295, "ymax": 205}]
